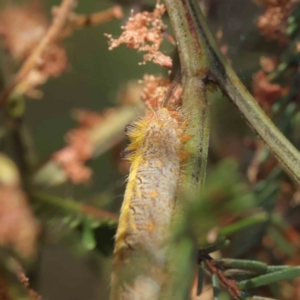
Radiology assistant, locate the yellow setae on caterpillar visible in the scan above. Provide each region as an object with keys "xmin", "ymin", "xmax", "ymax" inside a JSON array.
[{"xmin": 110, "ymin": 78, "xmax": 191, "ymax": 300}]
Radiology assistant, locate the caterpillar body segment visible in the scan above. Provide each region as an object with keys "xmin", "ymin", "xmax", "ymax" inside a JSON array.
[{"xmin": 110, "ymin": 85, "xmax": 190, "ymax": 300}]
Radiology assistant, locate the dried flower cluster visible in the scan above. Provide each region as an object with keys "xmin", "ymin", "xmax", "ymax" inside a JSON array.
[
  {"xmin": 23, "ymin": 44, "xmax": 68, "ymax": 98},
  {"xmin": 139, "ymin": 74, "xmax": 182, "ymax": 108},
  {"xmin": 255, "ymin": 0, "xmax": 297, "ymax": 44},
  {"xmin": 0, "ymin": 0, "xmax": 124, "ymax": 103},
  {"xmin": 0, "ymin": 1, "xmax": 68, "ymax": 98},
  {"xmin": 252, "ymin": 70, "xmax": 282, "ymax": 109},
  {"xmin": 52, "ymin": 110, "xmax": 112, "ymax": 184},
  {"xmin": 140, "ymin": 74, "xmax": 170, "ymax": 107},
  {"xmin": 105, "ymin": 2, "xmax": 172, "ymax": 67},
  {"xmin": 259, "ymin": 56, "xmax": 279, "ymax": 73}
]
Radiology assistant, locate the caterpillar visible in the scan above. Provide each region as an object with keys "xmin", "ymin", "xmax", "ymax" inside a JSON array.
[{"xmin": 110, "ymin": 76, "xmax": 191, "ymax": 300}]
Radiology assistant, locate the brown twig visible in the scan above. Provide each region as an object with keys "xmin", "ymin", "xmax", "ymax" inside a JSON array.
[
  {"xmin": 69, "ymin": 5, "xmax": 123, "ymax": 29},
  {"xmin": 32, "ymin": 191, "xmax": 118, "ymax": 222},
  {"xmin": 82, "ymin": 204, "xmax": 118, "ymax": 222},
  {"xmin": 0, "ymin": 0, "xmax": 75, "ymax": 108},
  {"xmin": 198, "ymin": 253, "xmax": 242, "ymax": 300}
]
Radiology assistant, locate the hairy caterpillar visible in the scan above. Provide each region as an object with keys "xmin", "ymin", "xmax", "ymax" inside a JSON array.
[{"xmin": 110, "ymin": 77, "xmax": 191, "ymax": 300}]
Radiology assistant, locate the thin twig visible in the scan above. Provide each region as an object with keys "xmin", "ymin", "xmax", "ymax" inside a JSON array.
[
  {"xmin": 11, "ymin": 118, "xmax": 37, "ymax": 176},
  {"xmin": 198, "ymin": 253, "xmax": 242, "ymax": 300},
  {"xmin": 82, "ymin": 204, "xmax": 118, "ymax": 222},
  {"xmin": 0, "ymin": 32, "xmax": 38, "ymax": 176},
  {"xmin": 70, "ymin": 6, "xmax": 123, "ymax": 29},
  {"xmin": 32, "ymin": 191, "xmax": 118, "ymax": 222},
  {"xmin": 0, "ymin": 0, "xmax": 75, "ymax": 108}
]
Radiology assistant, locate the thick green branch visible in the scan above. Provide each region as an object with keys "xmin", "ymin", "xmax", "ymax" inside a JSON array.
[
  {"xmin": 181, "ymin": 77, "xmax": 210, "ymax": 193},
  {"xmin": 160, "ymin": 77, "xmax": 210, "ymax": 299},
  {"xmin": 163, "ymin": 1, "xmax": 211, "ymax": 299},
  {"xmin": 169, "ymin": 0, "xmax": 300, "ymax": 183},
  {"xmin": 163, "ymin": 0, "xmax": 300, "ymax": 298}
]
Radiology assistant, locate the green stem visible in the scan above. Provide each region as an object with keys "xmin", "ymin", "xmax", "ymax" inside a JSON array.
[
  {"xmin": 10, "ymin": 116, "xmax": 37, "ymax": 177},
  {"xmin": 182, "ymin": 77, "xmax": 210, "ymax": 193},
  {"xmin": 31, "ymin": 191, "xmax": 118, "ymax": 222},
  {"xmin": 163, "ymin": 0, "xmax": 210, "ymax": 298},
  {"xmin": 216, "ymin": 259, "xmax": 268, "ymax": 274},
  {"xmin": 164, "ymin": 0, "xmax": 211, "ymax": 193},
  {"xmin": 212, "ymin": 273, "xmax": 220, "ymax": 300},
  {"xmin": 1, "ymin": 37, "xmax": 37, "ymax": 179},
  {"xmin": 237, "ymin": 267, "xmax": 300, "ymax": 290},
  {"xmin": 219, "ymin": 212, "xmax": 269, "ymax": 236},
  {"xmin": 173, "ymin": 0, "xmax": 300, "ymax": 183},
  {"xmin": 163, "ymin": 1, "xmax": 300, "ymax": 298}
]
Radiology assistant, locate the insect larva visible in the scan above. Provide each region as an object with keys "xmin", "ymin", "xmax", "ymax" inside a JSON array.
[{"xmin": 110, "ymin": 79, "xmax": 191, "ymax": 300}]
